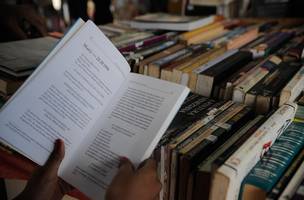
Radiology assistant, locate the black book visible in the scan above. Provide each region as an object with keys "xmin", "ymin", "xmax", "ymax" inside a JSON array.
[
  {"xmin": 192, "ymin": 115, "xmax": 265, "ymax": 200},
  {"xmin": 158, "ymin": 92, "xmax": 220, "ymax": 146},
  {"xmin": 177, "ymin": 105, "xmax": 253, "ymax": 200},
  {"xmin": 196, "ymin": 51, "xmax": 252, "ymax": 97},
  {"xmin": 256, "ymin": 62, "xmax": 301, "ymax": 114}
]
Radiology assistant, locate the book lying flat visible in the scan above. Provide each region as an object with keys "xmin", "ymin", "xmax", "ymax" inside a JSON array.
[
  {"xmin": 0, "ymin": 19, "xmax": 189, "ymax": 199},
  {"xmin": 0, "ymin": 37, "xmax": 58, "ymax": 77},
  {"xmin": 130, "ymin": 13, "xmax": 216, "ymax": 31}
]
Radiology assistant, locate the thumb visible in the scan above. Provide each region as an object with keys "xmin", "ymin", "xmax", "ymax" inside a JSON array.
[
  {"xmin": 110, "ymin": 157, "xmax": 134, "ymax": 185},
  {"xmin": 43, "ymin": 139, "xmax": 65, "ymax": 174}
]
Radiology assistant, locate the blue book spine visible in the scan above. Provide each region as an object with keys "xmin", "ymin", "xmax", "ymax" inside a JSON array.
[{"xmin": 241, "ymin": 121, "xmax": 304, "ymax": 193}]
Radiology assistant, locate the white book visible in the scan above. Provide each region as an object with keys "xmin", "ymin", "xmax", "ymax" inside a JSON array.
[
  {"xmin": 279, "ymin": 160, "xmax": 304, "ymax": 200},
  {"xmin": 0, "ymin": 19, "xmax": 189, "ymax": 200},
  {"xmin": 209, "ymin": 103, "xmax": 297, "ymax": 200},
  {"xmin": 232, "ymin": 56, "xmax": 281, "ymax": 103},
  {"xmin": 130, "ymin": 13, "xmax": 216, "ymax": 31},
  {"xmin": 279, "ymin": 66, "xmax": 304, "ymax": 106}
]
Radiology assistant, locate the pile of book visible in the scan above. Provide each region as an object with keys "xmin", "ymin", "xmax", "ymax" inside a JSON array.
[
  {"xmin": 99, "ymin": 14, "xmax": 304, "ymax": 200},
  {"xmin": 156, "ymin": 92, "xmax": 304, "ymax": 200},
  {"xmin": 0, "ymin": 37, "xmax": 57, "ymax": 100},
  {"xmin": 1, "ymin": 14, "xmax": 304, "ymax": 200},
  {"xmin": 117, "ymin": 14, "xmax": 304, "ymax": 115}
]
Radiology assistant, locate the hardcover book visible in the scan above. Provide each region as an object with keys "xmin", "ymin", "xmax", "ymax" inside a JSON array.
[{"xmin": 130, "ymin": 13, "xmax": 216, "ymax": 31}]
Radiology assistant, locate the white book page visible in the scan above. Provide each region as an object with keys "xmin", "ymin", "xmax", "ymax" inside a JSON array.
[
  {"xmin": 59, "ymin": 73, "xmax": 189, "ymax": 199},
  {"xmin": 1, "ymin": 19, "xmax": 85, "ymax": 110},
  {"xmin": 0, "ymin": 20, "xmax": 130, "ymax": 166}
]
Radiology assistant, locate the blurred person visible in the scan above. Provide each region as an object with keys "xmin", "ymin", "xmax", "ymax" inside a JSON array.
[
  {"xmin": 0, "ymin": 2, "xmax": 48, "ymax": 42},
  {"xmin": 67, "ymin": 0, "xmax": 113, "ymax": 25}
]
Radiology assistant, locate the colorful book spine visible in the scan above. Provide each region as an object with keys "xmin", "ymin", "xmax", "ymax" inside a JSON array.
[
  {"xmin": 233, "ymin": 56, "xmax": 281, "ymax": 103},
  {"xmin": 279, "ymin": 66, "xmax": 304, "ymax": 106},
  {"xmin": 279, "ymin": 161, "xmax": 304, "ymax": 200},
  {"xmin": 240, "ymin": 120, "xmax": 304, "ymax": 200},
  {"xmin": 290, "ymin": 179, "xmax": 304, "ymax": 200},
  {"xmin": 193, "ymin": 115, "xmax": 264, "ymax": 200},
  {"xmin": 267, "ymin": 148, "xmax": 304, "ymax": 200},
  {"xmin": 118, "ymin": 32, "xmax": 177, "ymax": 52},
  {"xmin": 210, "ymin": 103, "xmax": 297, "ymax": 200}
]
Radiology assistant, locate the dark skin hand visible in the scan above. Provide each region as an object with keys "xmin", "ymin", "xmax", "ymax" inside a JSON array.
[
  {"xmin": 14, "ymin": 139, "xmax": 162, "ymax": 200},
  {"xmin": 14, "ymin": 139, "xmax": 73, "ymax": 200},
  {"xmin": 0, "ymin": 4, "xmax": 47, "ymax": 41},
  {"xmin": 106, "ymin": 158, "xmax": 162, "ymax": 200}
]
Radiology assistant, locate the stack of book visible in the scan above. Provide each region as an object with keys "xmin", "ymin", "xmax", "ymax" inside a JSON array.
[
  {"xmin": 1, "ymin": 14, "xmax": 304, "ymax": 200},
  {"xmin": 0, "ymin": 37, "xmax": 57, "ymax": 99},
  {"xmin": 117, "ymin": 14, "xmax": 304, "ymax": 114},
  {"xmin": 156, "ymin": 92, "xmax": 304, "ymax": 200}
]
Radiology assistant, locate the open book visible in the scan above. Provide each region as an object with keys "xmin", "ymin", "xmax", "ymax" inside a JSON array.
[{"xmin": 0, "ymin": 19, "xmax": 189, "ymax": 199}]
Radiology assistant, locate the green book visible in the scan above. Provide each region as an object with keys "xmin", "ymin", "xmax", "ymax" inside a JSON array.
[{"xmin": 240, "ymin": 114, "xmax": 304, "ymax": 200}]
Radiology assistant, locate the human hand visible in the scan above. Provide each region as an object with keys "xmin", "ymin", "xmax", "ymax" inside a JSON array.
[
  {"xmin": 0, "ymin": 4, "xmax": 47, "ymax": 41},
  {"xmin": 106, "ymin": 157, "xmax": 162, "ymax": 200},
  {"xmin": 14, "ymin": 139, "xmax": 73, "ymax": 200}
]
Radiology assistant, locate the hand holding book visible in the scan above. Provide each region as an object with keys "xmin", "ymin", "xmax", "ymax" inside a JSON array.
[
  {"xmin": 0, "ymin": 19, "xmax": 189, "ymax": 199},
  {"xmin": 14, "ymin": 139, "xmax": 73, "ymax": 200},
  {"xmin": 15, "ymin": 139, "xmax": 161, "ymax": 200}
]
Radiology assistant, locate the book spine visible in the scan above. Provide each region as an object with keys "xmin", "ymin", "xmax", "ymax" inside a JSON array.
[
  {"xmin": 159, "ymin": 93, "xmax": 213, "ymax": 146},
  {"xmin": 279, "ymin": 66, "xmax": 304, "ymax": 106},
  {"xmin": 168, "ymin": 101, "xmax": 232, "ymax": 148},
  {"xmin": 262, "ymin": 62, "xmax": 301, "ymax": 96},
  {"xmin": 267, "ymin": 147, "xmax": 304, "ymax": 200},
  {"xmin": 192, "ymin": 116, "xmax": 264, "ymax": 200},
  {"xmin": 180, "ymin": 22, "xmax": 223, "ymax": 41},
  {"xmin": 178, "ymin": 103, "xmax": 244, "ymax": 153},
  {"xmin": 241, "ymin": 121, "xmax": 304, "ymax": 194},
  {"xmin": 225, "ymin": 103, "xmax": 297, "ymax": 170},
  {"xmin": 284, "ymin": 38, "xmax": 304, "ymax": 61},
  {"xmin": 217, "ymin": 103, "xmax": 297, "ymax": 200},
  {"xmin": 232, "ymin": 56, "xmax": 280, "ymax": 103},
  {"xmin": 196, "ymin": 51, "xmax": 252, "ymax": 97},
  {"xmin": 266, "ymin": 32, "xmax": 294, "ymax": 54},
  {"xmin": 187, "ymin": 106, "xmax": 253, "ymax": 164},
  {"xmin": 227, "ymin": 28, "xmax": 258, "ymax": 50},
  {"xmin": 192, "ymin": 49, "xmax": 238, "ymax": 74},
  {"xmin": 136, "ymin": 40, "xmax": 178, "ymax": 61},
  {"xmin": 279, "ymin": 161, "xmax": 304, "ymax": 200},
  {"xmin": 139, "ymin": 43, "xmax": 185, "ymax": 75},
  {"xmin": 151, "ymin": 48, "xmax": 191, "ymax": 68},
  {"xmin": 212, "ymin": 114, "xmax": 267, "ymax": 169},
  {"xmin": 119, "ymin": 32, "xmax": 177, "ymax": 52},
  {"xmin": 290, "ymin": 179, "xmax": 304, "ymax": 200}
]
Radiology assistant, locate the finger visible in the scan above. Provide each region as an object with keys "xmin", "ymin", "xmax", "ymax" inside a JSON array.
[
  {"xmin": 110, "ymin": 157, "xmax": 135, "ymax": 185},
  {"xmin": 43, "ymin": 139, "xmax": 65, "ymax": 174},
  {"xmin": 58, "ymin": 178, "xmax": 74, "ymax": 193},
  {"xmin": 118, "ymin": 157, "xmax": 135, "ymax": 174},
  {"xmin": 137, "ymin": 159, "xmax": 159, "ymax": 181},
  {"xmin": 137, "ymin": 158, "xmax": 148, "ymax": 169},
  {"xmin": 141, "ymin": 158, "xmax": 157, "ymax": 171}
]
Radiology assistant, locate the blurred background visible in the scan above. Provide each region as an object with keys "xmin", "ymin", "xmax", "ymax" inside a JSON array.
[{"xmin": 1, "ymin": 0, "xmax": 304, "ymax": 38}]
